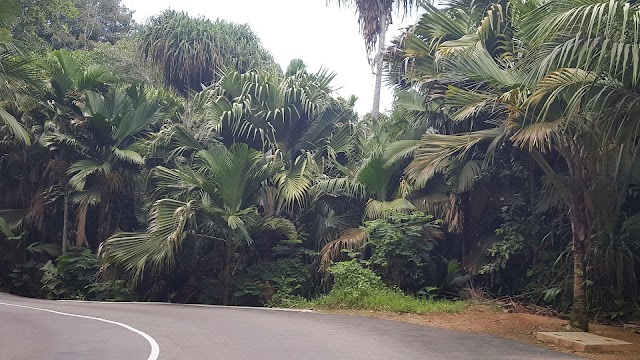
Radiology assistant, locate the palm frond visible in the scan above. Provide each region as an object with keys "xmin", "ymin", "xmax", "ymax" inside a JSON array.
[
  {"xmin": 311, "ymin": 176, "xmax": 368, "ymax": 199},
  {"xmin": 384, "ymin": 139, "xmax": 421, "ymax": 166},
  {"xmin": 100, "ymin": 198, "xmax": 197, "ymax": 284},
  {"xmin": 0, "ymin": 107, "xmax": 29, "ymax": 144},
  {"xmin": 262, "ymin": 216, "xmax": 300, "ymax": 243},
  {"xmin": 357, "ymin": 154, "xmax": 398, "ymax": 200},
  {"xmin": 407, "ymin": 128, "xmax": 504, "ymax": 188},
  {"xmin": 449, "ymin": 160, "xmax": 482, "ymax": 193},
  {"xmin": 0, "ymin": 208, "xmax": 24, "ymax": 229},
  {"xmin": 71, "ymin": 190, "xmax": 102, "ymax": 247},
  {"xmin": 275, "ymin": 154, "xmax": 316, "ymax": 211},
  {"xmin": 67, "ymin": 160, "xmax": 112, "ymax": 191},
  {"xmin": 112, "ymin": 147, "xmax": 144, "ymax": 165},
  {"xmin": 364, "ymin": 198, "xmax": 416, "ymax": 220},
  {"xmin": 319, "ymin": 227, "xmax": 368, "ymax": 270}
]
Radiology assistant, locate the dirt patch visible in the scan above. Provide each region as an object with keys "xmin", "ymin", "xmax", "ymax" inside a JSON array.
[{"xmin": 319, "ymin": 306, "xmax": 640, "ymax": 360}]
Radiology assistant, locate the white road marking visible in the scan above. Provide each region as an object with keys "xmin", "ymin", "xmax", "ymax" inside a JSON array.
[
  {"xmin": 0, "ymin": 301, "xmax": 160, "ymax": 360},
  {"xmin": 58, "ymin": 299, "xmax": 314, "ymax": 312}
]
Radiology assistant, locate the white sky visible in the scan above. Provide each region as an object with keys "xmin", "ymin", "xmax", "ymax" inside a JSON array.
[{"xmin": 121, "ymin": 0, "xmax": 418, "ymax": 116}]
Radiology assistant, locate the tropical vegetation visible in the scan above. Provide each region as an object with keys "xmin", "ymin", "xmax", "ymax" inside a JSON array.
[{"xmin": 1, "ymin": 0, "xmax": 639, "ymax": 332}]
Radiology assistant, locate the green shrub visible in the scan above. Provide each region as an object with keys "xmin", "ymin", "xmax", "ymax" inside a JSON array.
[
  {"xmin": 196, "ymin": 278, "xmax": 225, "ymax": 305},
  {"xmin": 480, "ymin": 195, "xmax": 547, "ymax": 275},
  {"xmin": 195, "ymin": 258, "xmax": 312, "ymax": 306},
  {"xmin": 40, "ymin": 248, "xmax": 135, "ymax": 301},
  {"xmin": 231, "ymin": 258, "xmax": 312, "ymax": 307},
  {"xmin": 5, "ymin": 260, "xmax": 45, "ymax": 297},
  {"xmin": 329, "ymin": 259, "xmax": 386, "ymax": 297},
  {"xmin": 85, "ymin": 280, "xmax": 137, "ymax": 302},
  {"xmin": 41, "ymin": 248, "xmax": 99, "ymax": 299},
  {"xmin": 363, "ymin": 211, "xmax": 440, "ymax": 293},
  {"xmin": 313, "ymin": 260, "xmax": 467, "ymax": 314}
]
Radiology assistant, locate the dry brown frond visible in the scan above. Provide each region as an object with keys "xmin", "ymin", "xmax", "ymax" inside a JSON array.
[{"xmin": 319, "ymin": 227, "xmax": 368, "ymax": 271}]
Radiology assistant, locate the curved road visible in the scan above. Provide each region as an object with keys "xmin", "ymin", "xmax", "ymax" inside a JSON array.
[{"xmin": 0, "ymin": 292, "xmax": 582, "ymax": 360}]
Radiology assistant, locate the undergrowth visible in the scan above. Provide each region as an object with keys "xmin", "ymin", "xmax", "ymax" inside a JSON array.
[{"xmin": 282, "ymin": 260, "xmax": 467, "ymax": 314}]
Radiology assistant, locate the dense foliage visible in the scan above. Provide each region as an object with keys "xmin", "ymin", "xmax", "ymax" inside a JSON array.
[
  {"xmin": 12, "ymin": 0, "xmax": 133, "ymax": 50},
  {"xmin": 311, "ymin": 259, "xmax": 466, "ymax": 313},
  {"xmin": 1, "ymin": 0, "xmax": 639, "ymax": 331},
  {"xmin": 138, "ymin": 10, "xmax": 279, "ymax": 93}
]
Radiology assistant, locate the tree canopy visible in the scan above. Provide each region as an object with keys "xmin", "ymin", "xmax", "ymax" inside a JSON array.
[
  {"xmin": 12, "ymin": 0, "xmax": 133, "ymax": 50},
  {"xmin": 137, "ymin": 10, "xmax": 279, "ymax": 94}
]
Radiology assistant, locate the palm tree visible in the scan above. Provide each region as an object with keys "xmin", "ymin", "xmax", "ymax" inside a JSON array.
[
  {"xmin": 330, "ymin": 0, "xmax": 416, "ymax": 117},
  {"xmin": 136, "ymin": 64, "xmax": 359, "ymax": 255},
  {"xmin": 386, "ymin": 0, "xmax": 640, "ymax": 331},
  {"xmin": 42, "ymin": 51, "xmax": 166, "ymax": 248},
  {"xmin": 137, "ymin": 10, "xmax": 279, "ymax": 94},
  {"xmin": 510, "ymin": 0, "xmax": 640, "ymax": 330},
  {"xmin": 191, "ymin": 63, "xmax": 355, "ymax": 214},
  {"xmin": 314, "ymin": 117, "xmax": 421, "ymax": 267},
  {"xmin": 38, "ymin": 49, "xmax": 113, "ymax": 251},
  {"xmin": 0, "ymin": 0, "xmax": 43, "ymax": 144},
  {"xmin": 100, "ymin": 143, "xmax": 298, "ymax": 304},
  {"xmin": 67, "ymin": 86, "xmax": 164, "ymax": 246}
]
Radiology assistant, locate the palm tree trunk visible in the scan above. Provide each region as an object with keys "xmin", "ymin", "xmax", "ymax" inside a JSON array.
[
  {"xmin": 371, "ymin": 18, "xmax": 388, "ymax": 118},
  {"xmin": 570, "ymin": 227, "xmax": 589, "ymax": 331},
  {"xmin": 222, "ymin": 240, "xmax": 233, "ymax": 305},
  {"xmin": 62, "ymin": 189, "xmax": 69, "ymax": 252},
  {"xmin": 568, "ymin": 191, "xmax": 590, "ymax": 331},
  {"xmin": 560, "ymin": 146, "xmax": 592, "ymax": 332}
]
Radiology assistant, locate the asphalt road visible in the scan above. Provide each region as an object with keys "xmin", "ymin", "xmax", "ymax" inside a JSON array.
[{"xmin": 0, "ymin": 292, "xmax": 583, "ymax": 360}]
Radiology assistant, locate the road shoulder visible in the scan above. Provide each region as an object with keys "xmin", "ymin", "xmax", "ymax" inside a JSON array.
[{"xmin": 315, "ymin": 305, "xmax": 640, "ymax": 360}]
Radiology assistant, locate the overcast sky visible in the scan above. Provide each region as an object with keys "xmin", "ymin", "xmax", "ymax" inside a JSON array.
[{"xmin": 121, "ymin": 0, "xmax": 418, "ymax": 116}]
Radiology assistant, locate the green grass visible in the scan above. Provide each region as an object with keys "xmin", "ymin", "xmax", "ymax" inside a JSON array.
[
  {"xmin": 286, "ymin": 289, "xmax": 468, "ymax": 314},
  {"xmin": 278, "ymin": 261, "xmax": 467, "ymax": 314}
]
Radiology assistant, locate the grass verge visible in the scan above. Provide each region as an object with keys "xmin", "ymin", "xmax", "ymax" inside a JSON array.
[
  {"xmin": 286, "ymin": 289, "xmax": 468, "ymax": 314},
  {"xmin": 278, "ymin": 260, "xmax": 467, "ymax": 314}
]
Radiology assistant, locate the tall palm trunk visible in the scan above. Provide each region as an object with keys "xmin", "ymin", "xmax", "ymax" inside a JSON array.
[
  {"xmin": 62, "ymin": 189, "xmax": 69, "ymax": 252},
  {"xmin": 566, "ymin": 157, "xmax": 591, "ymax": 332},
  {"xmin": 222, "ymin": 239, "xmax": 234, "ymax": 305},
  {"xmin": 568, "ymin": 193, "xmax": 591, "ymax": 331},
  {"xmin": 98, "ymin": 199, "xmax": 114, "ymax": 246},
  {"xmin": 371, "ymin": 18, "xmax": 388, "ymax": 118},
  {"xmin": 570, "ymin": 221, "xmax": 589, "ymax": 331}
]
